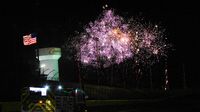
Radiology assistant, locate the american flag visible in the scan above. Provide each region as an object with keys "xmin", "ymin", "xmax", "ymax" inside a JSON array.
[{"xmin": 23, "ymin": 34, "xmax": 37, "ymax": 45}]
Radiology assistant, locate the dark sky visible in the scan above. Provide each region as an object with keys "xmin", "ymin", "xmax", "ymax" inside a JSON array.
[{"xmin": 1, "ymin": 0, "xmax": 200, "ymax": 101}]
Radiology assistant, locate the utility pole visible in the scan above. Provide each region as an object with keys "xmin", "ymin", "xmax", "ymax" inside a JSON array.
[
  {"xmin": 77, "ymin": 62, "xmax": 83, "ymax": 90},
  {"xmin": 150, "ymin": 67, "xmax": 153, "ymax": 90},
  {"xmin": 182, "ymin": 63, "xmax": 187, "ymax": 89}
]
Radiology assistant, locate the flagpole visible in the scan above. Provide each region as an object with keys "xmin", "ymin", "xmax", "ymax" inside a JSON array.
[{"xmin": 36, "ymin": 44, "xmax": 40, "ymax": 76}]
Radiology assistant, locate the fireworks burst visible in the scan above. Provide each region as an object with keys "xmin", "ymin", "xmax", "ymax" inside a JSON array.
[
  {"xmin": 71, "ymin": 9, "xmax": 169, "ymax": 68},
  {"xmin": 132, "ymin": 23, "xmax": 168, "ymax": 65},
  {"xmin": 76, "ymin": 10, "xmax": 134, "ymax": 67}
]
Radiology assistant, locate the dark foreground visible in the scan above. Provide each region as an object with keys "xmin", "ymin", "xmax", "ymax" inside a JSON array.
[
  {"xmin": 87, "ymin": 95, "xmax": 200, "ymax": 112},
  {"xmin": 1, "ymin": 92, "xmax": 200, "ymax": 112}
]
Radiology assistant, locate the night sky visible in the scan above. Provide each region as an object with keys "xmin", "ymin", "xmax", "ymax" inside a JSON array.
[{"xmin": 1, "ymin": 0, "xmax": 200, "ymax": 101}]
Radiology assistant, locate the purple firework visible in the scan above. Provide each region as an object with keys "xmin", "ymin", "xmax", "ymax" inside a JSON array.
[
  {"xmin": 77, "ymin": 10, "xmax": 134, "ymax": 67},
  {"xmin": 74, "ymin": 9, "xmax": 169, "ymax": 67}
]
